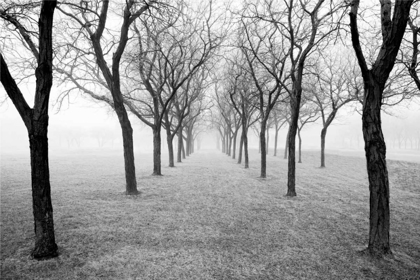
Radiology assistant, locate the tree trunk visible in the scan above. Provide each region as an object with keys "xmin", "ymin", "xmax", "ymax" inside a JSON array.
[
  {"xmin": 287, "ymin": 102, "xmax": 299, "ymax": 197},
  {"xmin": 274, "ymin": 128, "xmax": 279, "ymax": 156},
  {"xmin": 260, "ymin": 121, "xmax": 267, "ymax": 178},
  {"xmin": 118, "ymin": 113, "xmax": 138, "ymax": 193},
  {"xmin": 320, "ymin": 127, "xmax": 327, "ymax": 168},
  {"xmin": 181, "ymin": 138, "xmax": 186, "ymax": 159},
  {"xmin": 225, "ymin": 129, "xmax": 229, "ymax": 155},
  {"xmin": 0, "ymin": 0, "xmax": 59, "ymax": 259},
  {"xmin": 266, "ymin": 126, "xmax": 269, "ymax": 155},
  {"xmin": 298, "ymin": 128, "xmax": 302, "ymax": 163},
  {"xmin": 177, "ymin": 129, "xmax": 183, "ymax": 163},
  {"xmin": 244, "ymin": 128, "xmax": 249, "ymax": 169},
  {"xmin": 167, "ymin": 133, "xmax": 175, "ymax": 167},
  {"xmin": 284, "ymin": 128, "xmax": 289, "ymax": 159},
  {"xmin": 363, "ymin": 80, "xmax": 391, "ymax": 256},
  {"xmin": 228, "ymin": 132, "xmax": 232, "ymax": 156},
  {"xmin": 29, "ymin": 122, "xmax": 58, "ymax": 259},
  {"xmin": 232, "ymin": 131, "xmax": 237, "ymax": 159},
  {"xmin": 238, "ymin": 134, "xmax": 244, "ymax": 164},
  {"xmin": 152, "ymin": 127, "xmax": 162, "ymax": 175}
]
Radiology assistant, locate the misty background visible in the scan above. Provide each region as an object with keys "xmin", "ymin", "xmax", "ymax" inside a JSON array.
[{"xmin": 2, "ymin": 85, "xmax": 419, "ymax": 162}]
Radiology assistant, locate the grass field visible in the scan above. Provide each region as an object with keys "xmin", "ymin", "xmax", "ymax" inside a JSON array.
[{"xmin": 1, "ymin": 148, "xmax": 419, "ymax": 279}]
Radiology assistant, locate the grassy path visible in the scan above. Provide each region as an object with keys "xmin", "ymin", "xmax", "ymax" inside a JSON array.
[{"xmin": 1, "ymin": 149, "xmax": 419, "ymax": 279}]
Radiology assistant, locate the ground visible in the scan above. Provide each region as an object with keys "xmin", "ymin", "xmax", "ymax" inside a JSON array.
[{"xmin": 1, "ymin": 148, "xmax": 419, "ymax": 279}]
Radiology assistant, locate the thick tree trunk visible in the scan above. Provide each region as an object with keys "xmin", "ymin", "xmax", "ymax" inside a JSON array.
[
  {"xmin": 0, "ymin": 1, "xmax": 59, "ymax": 259},
  {"xmin": 274, "ymin": 128, "xmax": 279, "ymax": 156},
  {"xmin": 29, "ymin": 122, "xmax": 58, "ymax": 259},
  {"xmin": 181, "ymin": 138, "xmax": 186, "ymax": 159},
  {"xmin": 167, "ymin": 133, "xmax": 175, "ymax": 167},
  {"xmin": 116, "ymin": 107, "xmax": 138, "ymax": 194},
  {"xmin": 363, "ymin": 81, "xmax": 391, "ymax": 256},
  {"xmin": 260, "ymin": 121, "xmax": 267, "ymax": 178},
  {"xmin": 238, "ymin": 134, "xmax": 244, "ymax": 164},
  {"xmin": 177, "ymin": 129, "xmax": 183, "ymax": 163},
  {"xmin": 320, "ymin": 127, "xmax": 327, "ymax": 168},
  {"xmin": 287, "ymin": 101, "xmax": 299, "ymax": 197},
  {"xmin": 152, "ymin": 127, "xmax": 162, "ymax": 175}
]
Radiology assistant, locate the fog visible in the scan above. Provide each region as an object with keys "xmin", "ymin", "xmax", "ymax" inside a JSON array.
[{"xmin": 1, "ymin": 87, "xmax": 419, "ymax": 163}]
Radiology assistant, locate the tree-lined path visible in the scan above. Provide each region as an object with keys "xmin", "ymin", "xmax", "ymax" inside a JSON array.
[{"xmin": 1, "ymin": 149, "xmax": 419, "ymax": 279}]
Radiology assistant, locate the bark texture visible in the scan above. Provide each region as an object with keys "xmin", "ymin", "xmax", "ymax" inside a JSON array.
[
  {"xmin": 0, "ymin": 0, "xmax": 58, "ymax": 259},
  {"xmin": 349, "ymin": 0, "xmax": 413, "ymax": 256}
]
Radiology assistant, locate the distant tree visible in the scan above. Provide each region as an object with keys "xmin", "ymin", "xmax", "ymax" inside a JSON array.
[
  {"xmin": 239, "ymin": 4, "xmax": 290, "ymax": 178},
  {"xmin": 272, "ymin": 102, "xmax": 288, "ymax": 156},
  {"xmin": 125, "ymin": 3, "xmax": 221, "ymax": 174},
  {"xmin": 227, "ymin": 61, "xmax": 259, "ymax": 168},
  {"xmin": 308, "ymin": 52, "xmax": 360, "ymax": 167},
  {"xmin": 296, "ymin": 101, "xmax": 319, "ymax": 163},
  {"xmin": 0, "ymin": 0, "xmax": 58, "ymax": 259},
  {"xmin": 349, "ymin": 0, "xmax": 414, "ymax": 257},
  {"xmin": 249, "ymin": 0, "xmax": 346, "ymax": 194}
]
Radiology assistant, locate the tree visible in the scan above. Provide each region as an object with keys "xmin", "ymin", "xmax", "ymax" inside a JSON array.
[
  {"xmin": 239, "ymin": 4, "xmax": 290, "ymax": 178},
  {"xmin": 404, "ymin": 6, "xmax": 420, "ymax": 91},
  {"xmin": 308, "ymin": 52, "xmax": 359, "ymax": 167},
  {"xmin": 249, "ymin": 0, "xmax": 346, "ymax": 194},
  {"xmin": 126, "ymin": 2, "xmax": 221, "ymax": 175},
  {"xmin": 349, "ymin": 0, "xmax": 414, "ymax": 256},
  {"xmin": 0, "ymin": 0, "xmax": 58, "ymax": 259},
  {"xmin": 296, "ymin": 101, "xmax": 319, "ymax": 163},
  {"xmin": 272, "ymin": 102, "xmax": 288, "ymax": 156},
  {"xmin": 56, "ymin": 0, "xmax": 156, "ymax": 194},
  {"xmin": 226, "ymin": 59, "xmax": 259, "ymax": 168}
]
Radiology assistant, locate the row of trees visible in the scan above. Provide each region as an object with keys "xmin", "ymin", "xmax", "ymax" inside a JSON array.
[
  {"xmin": 0, "ymin": 0, "xmax": 419, "ymax": 259},
  {"xmin": 1, "ymin": 0, "xmax": 220, "ymax": 258},
  {"xmin": 211, "ymin": 0, "xmax": 419, "ymax": 257}
]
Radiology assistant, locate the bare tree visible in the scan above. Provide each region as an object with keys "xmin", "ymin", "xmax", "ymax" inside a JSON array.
[
  {"xmin": 248, "ymin": 0, "xmax": 346, "ymax": 194},
  {"xmin": 296, "ymin": 101, "xmax": 319, "ymax": 163},
  {"xmin": 404, "ymin": 6, "xmax": 420, "ymax": 91},
  {"xmin": 349, "ymin": 0, "xmax": 414, "ymax": 257},
  {"xmin": 308, "ymin": 51, "xmax": 360, "ymax": 167},
  {"xmin": 56, "ymin": 0, "xmax": 158, "ymax": 194},
  {"xmin": 126, "ymin": 2, "xmax": 221, "ymax": 175},
  {"xmin": 239, "ymin": 3, "xmax": 291, "ymax": 178},
  {"xmin": 227, "ymin": 60, "xmax": 259, "ymax": 168},
  {"xmin": 0, "ymin": 0, "xmax": 58, "ymax": 259}
]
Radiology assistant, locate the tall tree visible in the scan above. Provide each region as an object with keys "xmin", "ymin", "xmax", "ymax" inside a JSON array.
[
  {"xmin": 349, "ymin": 0, "xmax": 414, "ymax": 256},
  {"xmin": 248, "ymin": 0, "xmax": 346, "ymax": 194},
  {"xmin": 239, "ymin": 4, "xmax": 290, "ymax": 178},
  {"xmin": 56, "ymin": 0, "xmax": 156, "ymax": 194},
  {"xmin": 126, "ymin": 2, "xmax": 221, "ymax": 175},
  {"xmin": 0, "ymin": 0, "xmax": 58, "ymax": 259}
]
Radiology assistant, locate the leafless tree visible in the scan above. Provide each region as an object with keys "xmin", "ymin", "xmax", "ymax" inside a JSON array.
[
  {"xmin": 307, "ymin": 51, "xmax": 360, "ymax": 167},
  {"xmin": 0, "ymin": 0, "xmax": 58, "ymax": 259},
  {"xmin": 238, "ymin": 3, "xmax": 291, "ymax": 178},
  {"xmin": 349, "ymin": 0, "xmax": 414, "ymax": 257},
  {"xmin": 55, "ymin": 0, "xmax": 158, "ymax": 194},
  {"xmin": 125, "ymin": 2, "xmax": 222, "ymax": 175}
]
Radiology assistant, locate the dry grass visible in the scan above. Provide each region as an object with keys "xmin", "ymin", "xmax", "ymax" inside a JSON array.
[{"xmin": 1, "ymin": 148, "xmax": 419, "ymax": 279}]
